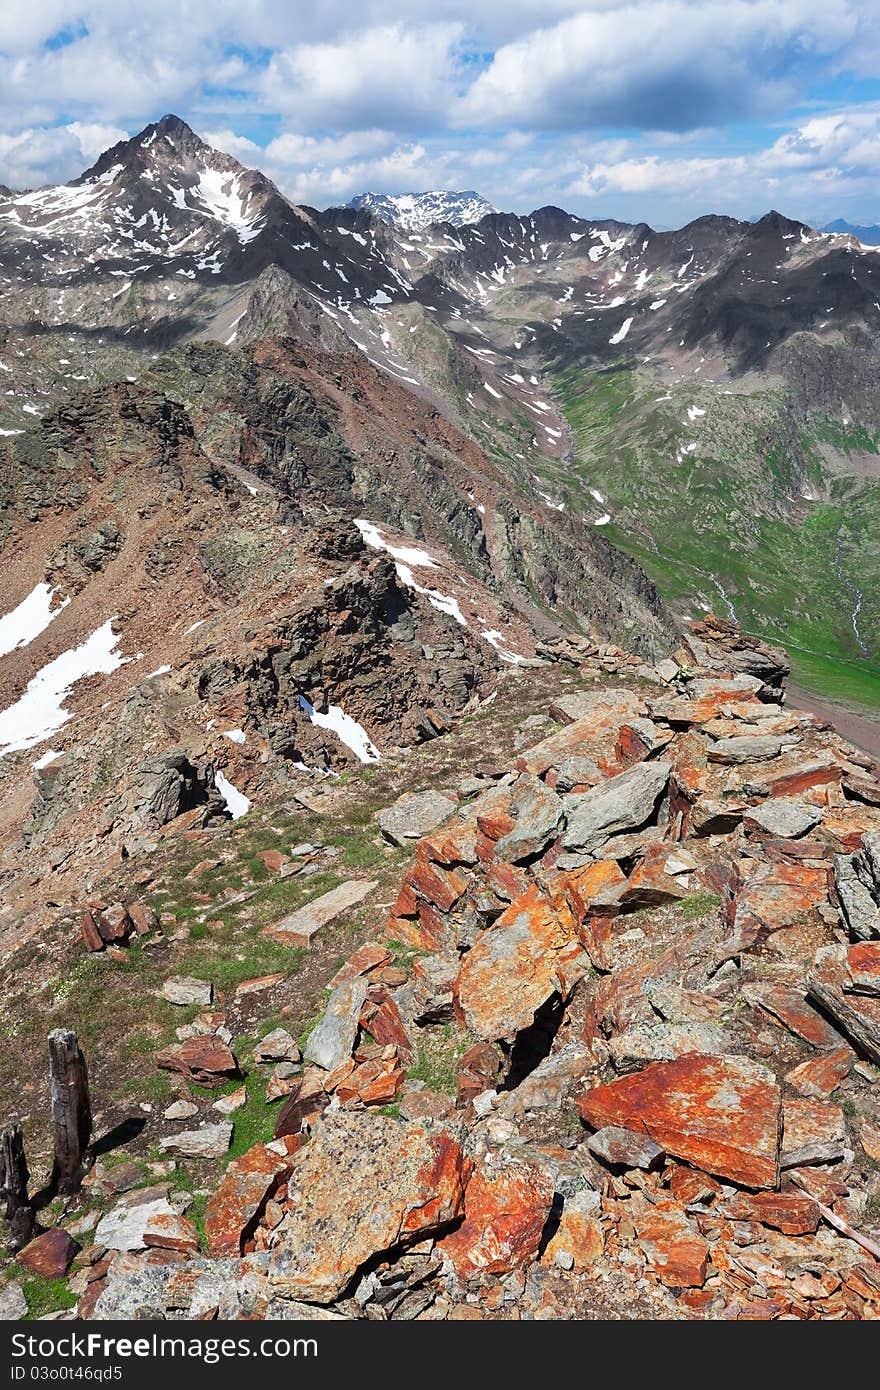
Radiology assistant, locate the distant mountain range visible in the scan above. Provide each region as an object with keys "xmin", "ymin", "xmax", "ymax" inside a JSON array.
[
  {"xmin": 346, "ymin": 189, "xmax": 497, "ymax": 230},
  {"xmin": 823, "ymin": 218, "xmax": 880, "ymax": 245}
]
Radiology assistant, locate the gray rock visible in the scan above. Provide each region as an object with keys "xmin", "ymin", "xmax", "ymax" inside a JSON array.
[
  {"xmin": 96, "ymin": 1194, "xmax": 176, "ymax": 1252},
  {"xmin": 161, "ymin": 976, "xmax": 213, "ymax": 1007},
  {"xmin": 587, "ymin": 1126, "xmax": 665, "ymax": 1170},
  {"xmin": 549, "ymin": 688, "xmax": 643, "ymax": 725},
  {"xmin": 254, "ymin": 1028, "xmax": 301, "ymax": 1063},
  {"xmin": 707, "ymin": 734, "xmax": 795, "ymax": 764},
  {"xmin": 163, "ymin": 1100, "xmax": 199, "ymax": 1121},
  {"xmin": 266, "ymin": 880, "xmax": 378, "ymax": 946},
  {"xmin": 127, "ymin": 750, "xmax": 225, "ymax": 831},
  {"xmin": 377, "ymin": 790, "xmax": 457, "ymax": 845},
  {"xmin": 92, "ymin": 1254, "xmax": 174, "ymax": 1319},
  {"xmin": 562, "ymin": 759, "xmax": 671, "ymax": 853},
  {"xmin": 688, "ymin": 674, "xmax": 764, "ymax": 699},
  {"xmin": 744, "ymin": 798, "xmax": 822, "ymax": 839},
  {"xmin": 494, "ymin": 775, "xmax": 564, "ymax": 863},
  {"xmin": 304, "ymin": 975, "xmax": 369, "ymax": 1071},
  {"xmin": 807, "ymin": 957, "xmax": 880, "ymax": 1064},
  {"xmin": 0, "ymin": 1281, "xmax": 27, "ymax": 1320},
  {"xmin": 835, "ymin": 833, "xmax": 880, "ymax": 941},
  {"xmin": 158, "ymin": 1123, "xmax": 233, "ymax": 1160}
]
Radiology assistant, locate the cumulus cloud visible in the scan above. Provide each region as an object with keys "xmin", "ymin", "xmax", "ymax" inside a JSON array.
[
  {"xmin": 459, "ymin": 0, "xmax": 860, "ymax": 131},
  {"xmin": 2, "ymin": 1, "xmax": 880, "ymax": 222},
  {"xmin": 0, "ymin": 119, "xmax": 127, "ymax": 187}
]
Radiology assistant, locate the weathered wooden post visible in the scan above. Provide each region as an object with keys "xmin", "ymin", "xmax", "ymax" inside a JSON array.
[
  {"xmin": 48, "ymin": 1029, "xmax": 92, "ymax": 1195},
  {"xmin": 0, "ymin": 1120, "xmax": 34, "ymax": 1249}
]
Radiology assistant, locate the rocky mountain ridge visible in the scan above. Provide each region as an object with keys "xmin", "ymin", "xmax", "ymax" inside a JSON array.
[
  {"xmin": 2, "ymin": 618, "xmax": 880, "ymax": 1321},
  {"xmin": 346, "ymin": 190, "xmax": 498, "ymax": 230}
]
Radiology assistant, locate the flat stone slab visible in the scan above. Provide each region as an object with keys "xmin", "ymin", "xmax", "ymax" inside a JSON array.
[
  {"xmin": 578, "ymin": 1053, "xmax": 782, "ymax": 1189},
  {"xmin": 377, "ymin": 791, "xmax": 457, "ymax": 846},
  {"xmin": 265, "ymin": 880, "xmax": 378, "ymax": 946},
  {"xmin": 743, "ymin": 798, "xmax": 822, "ymax": 840},
  {"xmin": 304, "ymin": 974, "xmax": 369, "ymax": 1071},
  {"xmin": 96, "ymin": 1193, "xmax": 177, "ymax": 1252}
]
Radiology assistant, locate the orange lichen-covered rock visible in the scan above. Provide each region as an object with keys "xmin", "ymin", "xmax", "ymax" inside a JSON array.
[
  {"xmin": 439, "ymin": 1150, "xmax": 555, "ymax": 1278},
  {"xmin": 633, "ymin": 1200, "xmax": 710, "ymax": 1288},
  {"xmin": 578, "ymin": 1054, "xmax": 782, "ymax": 1189},
  {"xmin": 454, "ymin": 885, "xmax": 587, "ymax": 1041},
  {"xmin": 205, "ymin": 1141, "xmax": 295, "ymax": 1256},
  {"xmin": 263, "ymin": 1112, "xmax": 469, "ymax": 1303}
]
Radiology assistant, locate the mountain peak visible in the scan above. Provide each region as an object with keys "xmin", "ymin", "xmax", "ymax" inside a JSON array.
[{"xmin": 346, "ymin": 189, "xmax": 496, "ymax": 230}]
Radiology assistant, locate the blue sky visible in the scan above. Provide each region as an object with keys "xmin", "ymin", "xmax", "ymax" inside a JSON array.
[{"xmin": 3, "ymin": 2, "xmax": 880, "ymax": 229}]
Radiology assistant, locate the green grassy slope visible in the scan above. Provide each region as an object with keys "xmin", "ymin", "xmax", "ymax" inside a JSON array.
[{"xmin": 550, "ymin": 363, "xmax": 880, "ymax": 710}]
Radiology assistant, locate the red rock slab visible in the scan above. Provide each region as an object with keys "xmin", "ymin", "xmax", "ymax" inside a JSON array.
[
  {"xmin": 439, "ymin": 1151, "xmax": 555, "ymax": 1278},
  {"xmin": 205, "ymin": 1141, "xmax": 294, "ymax": 1256},
  {"xmin": 578, "ymin": 1054, "xmax": 782, "ymax": 1189},
  {"xmin": 128, "ymin": 903, "xmax": 158, "ymax": 934},
  {"xmin": 18, "ymin": 1229, "xmax": 79, "ymax": 1279},
  {"xmin": 234, "ymin": 972, "xmax": 286, "ymax": 997},
  {"xmin": 257, "ymin": 849, "xmax": 287, "ymax": 874},
  {"xmin": 457, "ymin": 1041, "xmax": 504, "ymax": 1106},
  {"xmin": 785, "ymin": 1045, "xmax": 854, "ymax": 1098},
  {"xmin": 847, "ymin": 942, "xmax": 880, "ymax": 995},
  {"xmin": 666, "ymin": 1167, "xmax": 722, "ymax": 1206},
  {"xmin": 616, "ymin": 844, "xmax": 689, "ymax": 910},
  {"xmin": 327, "ymin": 944, "xmax": 393, "ymax": 989},
  {"xmin": 759, "ymin": 757, "xmax": 841, "ymax": 799},
  {"xmin": 745, "ymin": 984, "xmax": 841, "ymax": 1050},
  {"xmin": 360, "ymin": 992, "xmax": 415, "ymax": 1066},
  {"xmin": 81, "ymin": 909, "xmax": 104, "ymax": 952},
  {"xmin": 143, "ymin": 1212, "xmax": 200, "ymax": 1253},
  {"xmin": 732, "ymin": 862, "xmax": 830, "ymax": 940},
  {"xmin": 407, "ymin": 860, "xmax": 470, "ymax": 912},
  {"xmin": 819, "ymin": 808, "xmax": 880, "ymax": 852},
  {"xmin": 723, "ymin": 1192, "xmax": 820, "ymax": 1235},
  {"xmin": 98, "ymin": 902, "xmax": 131, "ymax": 943},
  {"xmin": 633, "ymin": 1200, "xmax": 709, "ymax": 1287},
  {"xmin": 156, "ymin": 1036, "xmax": 240, "ymax": 1088},
  {"xmin": 455, "ymin": 885, "xmax": 585, "ymax": 1042},
  {"xmin": 264, "ymin": 1112, "xmax": 469, "ymax": 1303},
  {"xmin": 543, "ymin": 1209, "xmax": 604, "ymax": 1271}
]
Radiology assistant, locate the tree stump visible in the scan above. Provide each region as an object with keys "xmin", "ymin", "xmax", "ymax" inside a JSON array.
[
  {"xmin": 48, "ymin": 1030, "xmax": 92, "ymax": 1195},
  {"xmin": 0, "ymin": 1121, "xmax": 34, "ymax": 1249}
]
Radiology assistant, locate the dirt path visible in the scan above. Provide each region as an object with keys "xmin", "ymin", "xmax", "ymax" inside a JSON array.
[{"xmin": 789, "ymin": 683, "xmax": 880, "ymax": 761}]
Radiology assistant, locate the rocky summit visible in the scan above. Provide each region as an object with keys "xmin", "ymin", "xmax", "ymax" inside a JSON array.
[{"xmin": 1, "ymin": 117, "xmax": 880, "ymax": 1325}]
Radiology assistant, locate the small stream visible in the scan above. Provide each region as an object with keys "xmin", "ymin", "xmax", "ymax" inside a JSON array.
[
  {"xmin": 710, "ymin": 573, "xmax": 738, "ymax": 624},
  {"xmin": 834, "ymin": 539, "xmax": 869, "ymax": 659}
]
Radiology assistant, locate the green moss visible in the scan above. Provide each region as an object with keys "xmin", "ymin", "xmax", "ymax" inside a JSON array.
[{"xmin": 20, "ymin": 1274, "xmax": 77, "ymax": 1319}]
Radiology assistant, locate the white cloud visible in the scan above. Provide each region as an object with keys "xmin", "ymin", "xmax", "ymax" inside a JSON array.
[
  {"xmin": 0, "ymin": 120, "xmax": 127, "ymax": 187},
  {"xmin": 260, "ymin": 23, "xmax": 463, "ymax": 130},
  {"xmin": 460, "ymin": 0, "xmax": 861, "ymax": 131}
]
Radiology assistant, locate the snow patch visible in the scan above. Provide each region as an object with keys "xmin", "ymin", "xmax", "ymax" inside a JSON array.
[
  {"xmin": 0, "ymin": 619, "xmax": 127, "ymax": 758},
  {"xmin": 299, "ymin": 695, "xmax": 380, "ymax": 764},
  {"xmin": 0, "ymin": 583, "xmax": 70, "ymax": 660},
  {"xmin": 216, "ymin": 771, "xmax": 251, "ymax": 819}
]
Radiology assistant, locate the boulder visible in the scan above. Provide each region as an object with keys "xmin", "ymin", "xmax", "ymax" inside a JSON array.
[
  {"xmin": 743, "ymin": 799, "xmax": 822, "ymax": 840},
  {"xmin": 562, "ymin": 760, "xmax": 671, "ymax": 853},
  {"xmin": 142, "ymin": 1212, "xmax": 200, "ymax": 1253},
  {"xmin": 493, "ymin": 775, "xmax": 565, "ymax": 863},
  {"xmin": 707, "ymin": 735, "xmax": 793, "ymax": 764},
  {"xmin": 807, "ymin": 947, "xmax": 880, "ymax": 1064},
  {"xmin": 264, "ymin": 1112, "xmax": 469, "ymax": 1303},
  {"xmin": 633, "ymin": 1201, "xmax": 709, "ymax": 1288},
  {"xmin": 17, "ymin": 1228, "xmax": 78, "ymax": 1279},
  {"xmin": 96, "ymin": 1193, "xmax": 176, "ymax": 1253},
  {"xmin": 161, "ymin": 976, "xmax": 213, "ymax": 1007},
  {"xmin": 587, "ymin": 1125, "xmax": 665, "ymax": 1170},
  {"xmin": 455, "ymin": 885, "xmax": 588, "ymax": 1042},
  {"xmin": 439, "ymin": 1148, "xmax": 555, "ymax": 1278},
  {"xmin": 254, "ymin": 1029, "xmax": 301, "ymax": 1064},
  {"xmin": 156, "ymin": 1036, "xmax": 240, "ymax": 1087},
  {"xmin": 205, "ymin": 1141, "xmax": 294, "ymax": 1256},
  {"xmin": 377, "ymin": 790, "xmax": 458, "ymax": 846},
  {"xmin": 578, "ymin": 1054, "xmax": 782, "ymax": 1188},
  {"xmin": 0, "ymin": 1281, "xmax": 27, "ymax": 1320}
]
